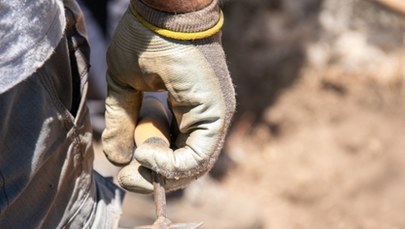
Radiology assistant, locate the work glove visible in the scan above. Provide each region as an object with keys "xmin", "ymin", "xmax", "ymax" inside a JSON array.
[{"xmin": 102, "ymin": 0, "xmax": 236, "ymax": 193}]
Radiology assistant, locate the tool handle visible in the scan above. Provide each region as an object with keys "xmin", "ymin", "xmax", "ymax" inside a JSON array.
[
  {"xmin": 375, "ymin": 0, "xmax": 405, "ymax": 15},
  {"xmin": 134, "ymin": 97, "xmax": 171, "ymax": 220},
  {"xmin": 134, "ymin": 97, "xmax": 171, "ymax": 147}
]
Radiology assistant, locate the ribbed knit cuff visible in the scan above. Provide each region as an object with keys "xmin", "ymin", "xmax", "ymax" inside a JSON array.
[{"xmin": 131, "ymin": 0, "xmax": 220, "ymax": 33}]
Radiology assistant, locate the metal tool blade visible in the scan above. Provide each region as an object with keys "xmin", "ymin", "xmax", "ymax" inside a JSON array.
[{"xmin": 133, "ymin": 172, "xmax": 204, "ymax": 229}]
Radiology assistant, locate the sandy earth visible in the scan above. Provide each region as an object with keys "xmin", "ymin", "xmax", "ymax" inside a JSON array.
[
  {"xmin": 223, "ymin": 72, "xmax": 405, "ymax": 229},
  {"xmin": 93, "ymin": 1, "xmax": 405, "ymax": 228}
]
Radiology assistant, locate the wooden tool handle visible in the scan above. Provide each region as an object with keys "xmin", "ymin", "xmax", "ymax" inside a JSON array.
[{"xmin": 134, "ymin": 97, "xmax": 171, "ymax": 147}]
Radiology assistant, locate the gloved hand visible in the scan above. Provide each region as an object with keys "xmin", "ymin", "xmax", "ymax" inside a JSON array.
[{"xmin": 102, "ymin": 0, "xmax": 235, "ymax": 193}]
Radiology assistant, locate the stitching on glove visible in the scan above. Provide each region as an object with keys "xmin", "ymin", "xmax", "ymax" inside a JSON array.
[{"xmin": 130, "ymin": 1, "xmax": 224, "ymax": 40}]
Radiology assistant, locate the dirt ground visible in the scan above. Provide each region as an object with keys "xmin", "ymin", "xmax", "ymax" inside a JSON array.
[
  {"xmin": 94, "ymin": 1, "xmax": 405, "ymax": 228},
  {"xmin": 223, "ymin": 72, "xmax": 405, "ymax": 229}
]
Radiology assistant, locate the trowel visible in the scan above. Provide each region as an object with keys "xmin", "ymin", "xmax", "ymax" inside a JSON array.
[{"xmin": 133, "ymin": 97, "xmax": 203, "ymax": 229}]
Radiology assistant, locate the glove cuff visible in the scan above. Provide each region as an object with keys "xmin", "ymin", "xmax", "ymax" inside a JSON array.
[{"xmin": 130, "ymin": 0, "xmax": 223, "ymax": 40}]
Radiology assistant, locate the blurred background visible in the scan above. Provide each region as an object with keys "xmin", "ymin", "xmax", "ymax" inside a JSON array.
[{"xmin": 82, "ymin": 0, "xmax": 405, "ymax": 228}]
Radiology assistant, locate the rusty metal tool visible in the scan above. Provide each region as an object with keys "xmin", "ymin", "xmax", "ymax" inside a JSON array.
[
  {"xmin": 133, "ymin": 97, "xmax": 203, "ymax": 229},
  {"xmin": 134, "ymin": 171, "xmax": 203, "ymax": 229}
]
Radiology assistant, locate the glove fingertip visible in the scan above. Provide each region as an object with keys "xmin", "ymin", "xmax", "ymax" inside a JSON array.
[
  {"xmin": 117, "ymin": 163, "xmax": 154, "ymax": 194},
  {"xmin": 102, "ymin": 142, "xmax": 134, "ymax": 165},
  {"xmin": 105, "ymin": 153, "xmax": 133, "ymax": 166},
  {"xmin": 134, "ymin": 138, "xmax": 172, "ymax": 170}
]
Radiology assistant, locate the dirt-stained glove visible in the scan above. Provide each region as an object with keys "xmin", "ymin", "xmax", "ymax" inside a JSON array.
[
  {"xmin": 102, "ymin": 0, "xmax": 235, "ymax": 193},
  {"xmin": 118, "ymin": 140, "xmax": 198, "ymax": 194}
]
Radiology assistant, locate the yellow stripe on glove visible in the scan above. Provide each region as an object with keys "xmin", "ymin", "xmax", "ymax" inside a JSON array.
[{"xmin": 130, "ymin": 1, "xmax": 224, "ymax": 41}]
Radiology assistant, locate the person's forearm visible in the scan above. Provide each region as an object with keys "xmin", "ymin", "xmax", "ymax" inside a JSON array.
[{"xmin": 141, "ymin": 0, "xmax": 213, "ymax": 13}]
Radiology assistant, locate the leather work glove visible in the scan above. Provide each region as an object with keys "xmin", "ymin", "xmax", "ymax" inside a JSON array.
[{"xmin": 102, "ymin": 0, "xmax": 236, "ymax": 193}]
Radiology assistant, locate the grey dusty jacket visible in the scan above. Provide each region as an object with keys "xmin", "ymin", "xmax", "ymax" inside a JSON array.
[{"xmin": 0, "ymin": 0, "xmax": 85, "ymax": 94}]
